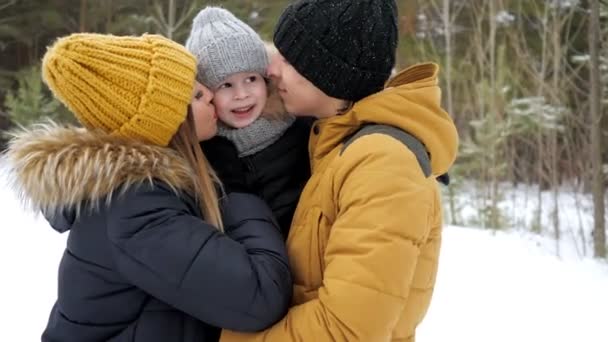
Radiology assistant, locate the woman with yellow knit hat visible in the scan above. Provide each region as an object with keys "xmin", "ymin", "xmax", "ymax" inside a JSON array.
[{"xmin": 3, "ymin": 33, "xmax": 291, "ymax": 342}]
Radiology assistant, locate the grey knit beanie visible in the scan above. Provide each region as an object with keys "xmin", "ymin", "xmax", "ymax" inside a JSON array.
[{"xmin": 185, "ymin": 7, "xmax": 268, "ymax": 89}]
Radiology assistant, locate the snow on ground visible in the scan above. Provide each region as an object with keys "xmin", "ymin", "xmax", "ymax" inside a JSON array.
[
  {"xmin": 1, "ymin": 164, "xmax": 607, "ymax": 341},
  {"xmin": 418, "ymin": 226, "xmax": 608, "ymax": 342},
  {"xmin": 0, "ymin": 165, "xmax": 67, "ymax": 340},
  {"xmin": 445, "ymin": 180, "xmax": 606, "ymax": 260}
]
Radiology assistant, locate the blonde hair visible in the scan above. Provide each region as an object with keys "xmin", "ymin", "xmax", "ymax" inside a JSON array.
[
  {"xmin": 263, "ymin": 41, "xmax": 278, "ymax": 55},
  {"xmin": 260, "ymin": 79, "xmax": 290, "ymax": 121},
  {"xmin": 169, "ymin": 107, "xmax": 223, "ymax": 231}
]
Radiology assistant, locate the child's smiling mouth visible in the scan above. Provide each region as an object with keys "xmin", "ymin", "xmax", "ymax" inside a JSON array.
[{"xmin": 231, "ymin": 105, "xmax": 255, "ymax": 116}]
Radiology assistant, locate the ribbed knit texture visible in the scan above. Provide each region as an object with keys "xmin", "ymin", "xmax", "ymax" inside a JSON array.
[
  {"xmin": 186, "ymin": 7, "xmax": 268, "ymax": 89},
  {"xmin": 42, "ymin": 33, "xmax": 197, "ymax": 146},
  {"xmin": 273, "ymin": 0, "xmax": 399, "ymax": 102},
  {"xmin": 217, "ymin": 116, "xmax": 295, "ymax": 157}
]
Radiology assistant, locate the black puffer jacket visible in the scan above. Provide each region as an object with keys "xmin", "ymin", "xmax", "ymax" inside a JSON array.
[
  {"xmin": 4, "ymin": 124, "xmax": 291, "ymax": 342},
  {"xmin": 203, "ymin": 118, "xmax": 311, "ymax": 238}
]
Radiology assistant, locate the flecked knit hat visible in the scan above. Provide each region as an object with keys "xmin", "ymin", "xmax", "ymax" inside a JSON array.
[
  {"xmin": 273, "ymin": 0, "xmax": 399, "ymax": 102},
  {"xmin": 42, "ymin": 33, "xmax": 197, "ymax": 146},
  {"xmin": 185, "ymin": 7, "xmax": 269, "ymax": 89}
]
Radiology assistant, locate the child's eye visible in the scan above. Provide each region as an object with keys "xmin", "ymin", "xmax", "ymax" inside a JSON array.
[
  {"xmin": 194, "ymin": 90, "xmax": 203, "ymax": 100},
  {"xmin": 218, "ymin": 83, "xmax": 232, "ymax": 89},
  {"xmin": 246, "ymin": 76, "xmax": 258, "ymax": 83}
]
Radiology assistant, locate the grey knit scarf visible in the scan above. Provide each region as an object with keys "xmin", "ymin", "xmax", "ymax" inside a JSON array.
[{"xmin": 217, "ymin": 116, "xmax": 295, "ymax": 157}]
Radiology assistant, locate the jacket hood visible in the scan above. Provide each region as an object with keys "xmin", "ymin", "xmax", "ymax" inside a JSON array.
[
  {"xmin": 3, "ymin": 123, "xmax": 197, "ymax": 225},
  {"xmin": 312, "ymin": 63, "xmax": 459, "ymax": 177}
]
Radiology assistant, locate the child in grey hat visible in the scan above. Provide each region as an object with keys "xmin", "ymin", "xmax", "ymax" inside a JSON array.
[{"xmin": 186, "ymin": 6, "xmax": 311, "ymax": 238}]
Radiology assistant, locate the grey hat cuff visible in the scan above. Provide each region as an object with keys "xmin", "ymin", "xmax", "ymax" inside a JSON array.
[
  {"xmin": 273, "ymin": 10, "xmax": 389, "ymax": 102},
  {"xmin": 194, "ymin": 35, "xmax": 269, "ymax": 89}
]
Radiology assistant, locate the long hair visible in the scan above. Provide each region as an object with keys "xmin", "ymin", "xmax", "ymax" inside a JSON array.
[{"xmin": 169, "ymin": 106, "xmax": 223, "ymax": 231}]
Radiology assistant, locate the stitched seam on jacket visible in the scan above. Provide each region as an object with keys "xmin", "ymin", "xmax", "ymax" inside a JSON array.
[{"xmin": 324, "ymin": 276, "xmax": 409, "ymax": 300}]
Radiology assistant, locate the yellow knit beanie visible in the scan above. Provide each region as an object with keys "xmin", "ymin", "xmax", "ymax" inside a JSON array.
[{"xmin": 42, "ymin": 33, "xmax": 197, "ymax": 146}]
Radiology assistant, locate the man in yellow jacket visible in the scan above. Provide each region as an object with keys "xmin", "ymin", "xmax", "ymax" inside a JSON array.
[{"xmin": 221, "ymin": 0, "xmax": 459, "ymax": 341}]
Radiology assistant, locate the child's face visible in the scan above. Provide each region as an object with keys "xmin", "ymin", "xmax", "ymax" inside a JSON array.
[{"xmin": 212, "ymin": 72, "xmax": 268, "ymax": 129}]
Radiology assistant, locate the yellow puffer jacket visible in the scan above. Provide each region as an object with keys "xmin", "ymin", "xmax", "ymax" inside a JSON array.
[{"xmin": 221, "ymin": 63, "xmax": 459, "ymax": 342}]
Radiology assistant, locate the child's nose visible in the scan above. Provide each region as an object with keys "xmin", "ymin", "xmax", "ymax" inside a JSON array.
[{"xmin": 234, "ymin": 86, "xmax": 249, "ymax": 100}]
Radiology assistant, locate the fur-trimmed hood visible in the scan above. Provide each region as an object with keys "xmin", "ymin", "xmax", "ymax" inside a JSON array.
[{"xmin": 3, "ymin": 122, "xmax": 197, "ymax": 219}]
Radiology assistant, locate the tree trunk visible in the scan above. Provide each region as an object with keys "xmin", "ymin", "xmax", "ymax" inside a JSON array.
[
  {"xmin": 167, "ymin": 0, "xmax": 175, "ymax": 39},
  {"xmin": 400, "ymin": 0, "xmax": 418, "ymax": 35},
  {"xmin": 105, "ymin": 0, "xmax": 113, "ymax": 33},
  {"xmin": 79, "ymin": 0, "xmax": 87, "ymax": 32},
  {"xmin": 488, "ymin": 0, "xmax": 500, "ymax": 229},
  {"xmin": 589, "ymin": 0, "xmax": 606, "ymax": 258},
  {"xmin": 550, "ymin": 0, "xmax": 561, "ymax": 256},
  {"xmin": 534, "ymin": 2, "xmax": 548, "ymax": 235},
  {"xmin": 442, "ymin": 0, "xmax": 459, "ymax": 225}
]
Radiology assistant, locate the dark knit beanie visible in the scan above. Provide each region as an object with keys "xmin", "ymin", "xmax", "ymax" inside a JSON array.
[{"xmin": 273, "ymin": 0, "xmax": 398, "ymax": 102}]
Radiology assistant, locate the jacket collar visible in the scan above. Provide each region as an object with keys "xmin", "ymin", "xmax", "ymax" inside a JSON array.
[
  {"xmin": 309, "ymin": 63, "xmax": 458, "ymax": 176},
  {"xmin": 3, "ymin": 122, "xmax": 197, "ymax": 216}
]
